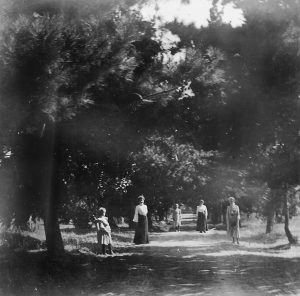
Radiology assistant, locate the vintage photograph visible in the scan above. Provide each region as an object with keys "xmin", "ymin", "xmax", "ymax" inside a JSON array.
[{"xmin": 0, "ymin": 0, "xmax": 300, "ymax": 295}]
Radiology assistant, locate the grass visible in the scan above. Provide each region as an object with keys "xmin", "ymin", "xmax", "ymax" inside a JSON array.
[
  {"xmin": 62, "ymin": 227, "xmax": 134, "ymax": 253},
  {"xmin": 0, "ymin": 215, "xmax": 300, "ymax": 296},
  {"xmin": 1, "ymin": 214, "xmax": 300, "ymax": 253},
  {"xmin": 239, "ymin": 214, "xmax": 300, "ymax": 245}
]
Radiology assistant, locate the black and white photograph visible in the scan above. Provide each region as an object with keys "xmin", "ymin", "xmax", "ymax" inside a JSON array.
[{"xmin": 0, "ymin": 0, "xmax": 300, "ymax": 295}]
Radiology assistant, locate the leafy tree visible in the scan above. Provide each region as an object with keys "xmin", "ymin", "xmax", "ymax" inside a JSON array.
[
  {"xmin": 0, "ymin": 5, "xmax": 160, "ymax": 256},
  {"xmin": 1, "ymin": 0, "xmax": 227, "ymax": 256},
  {"xmin": 163, "ymin": 0, "xmax": 300, "ymax": 233},
  {"xmin": 130, "ymin": 135, "xmax": 214, "ymax": 220},
  {"xmin": 255, "ymin": 141, "xmax": 299, "ymax": 242}
]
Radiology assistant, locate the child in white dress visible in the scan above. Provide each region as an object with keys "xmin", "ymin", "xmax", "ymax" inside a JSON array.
[
  {"xmin": 95, "ymin": 207, "xmax": 113, "ymax": 255},
  {"xmin": 173, "ymin": 204, "xmax": 182, "ymax": 232}
]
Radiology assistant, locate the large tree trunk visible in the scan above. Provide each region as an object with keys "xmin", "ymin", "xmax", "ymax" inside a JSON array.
[
  {"xmin": 283, "ymin": 190, "xmax": 297, "ymax": 245},
  {"xmin": 44, "ymin": 212, "xmax": 64, "ymax": 258},
  {"xmin": 266, "ymin": 209, "xmax": 275, "ymax": 234},
  {"xmin": 265, "ymin": 190, "xmax": 276, "ymax": 234},
  {"xmin": 42, "ymin": 121, "xmax": 64, "ymax": 258}
]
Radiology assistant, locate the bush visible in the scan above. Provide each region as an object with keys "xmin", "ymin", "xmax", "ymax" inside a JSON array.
[{"xmin": 71, "ymin": 208, "xmax": 91, "ymax": 229}]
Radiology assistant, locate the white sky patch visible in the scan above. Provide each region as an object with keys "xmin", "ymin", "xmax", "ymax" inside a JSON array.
[
  {"xmin": 139, "ymin": 0, "xmax": 212, "ymax": 27},
  {"xmin": 131, "ymin": 0, "xmax": 245, "ymax": 58},
  {"xmin": 221, "ymin": 2, "xmax": 245, "ymax": 27},
  {"xmin": 135, "ymin": 0, "xmax": 245, "ymax": 28}
]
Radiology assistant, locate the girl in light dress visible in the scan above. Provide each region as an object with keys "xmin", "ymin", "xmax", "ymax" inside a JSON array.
[
  {"xmin": 226, "ymin": 196, "xmax": 240, "ymax": 244},
  {"xmin": 173, "ymin": 203, "xmax": 182, "ymax": 232},
  {"xmin": 95, "ymin": 207, "xmax": 113, "ymax": 255}
]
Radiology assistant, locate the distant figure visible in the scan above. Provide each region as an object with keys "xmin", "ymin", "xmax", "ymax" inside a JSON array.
[
  {"xmin": 28, "ymin": 215, "xmax": 36, "ymax": 232},
  {"xmin": 196, "ymin": 200, "xmax": 208, "ymax": 233},
  {"xmin": 133, "ymin": 195, "xmax": 149, "ymax": 244},
  {"xmin": 173, "ymin": 203, "xmax": 182, "ymax": 232},
  {"xmin": 226, "ymin": 197, "xmax": 240, "ymax": 244},
  {"xmin": 95, "ymin": 207, "xmax": 113, "ymax": 255}
]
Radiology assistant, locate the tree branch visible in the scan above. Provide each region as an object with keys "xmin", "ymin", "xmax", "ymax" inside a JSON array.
[{"xmin": 133, "ymin": 86, "xmax": 178, "ymax": 103}]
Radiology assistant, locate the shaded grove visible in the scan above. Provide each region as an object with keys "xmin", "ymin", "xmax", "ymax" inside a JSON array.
[{"xmin": 0, "ymin": 0, "xmax": 299, "ymax": 257}]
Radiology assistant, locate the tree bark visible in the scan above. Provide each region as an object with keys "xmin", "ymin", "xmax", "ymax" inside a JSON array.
[
  {"xmin": 265, "ymin": 191, "xmax": 276, "ymax": 234},
  {"xmin": 42, "ymin": 121, "xmax": 64, "ymax": 258},
  {"xmin": 44, "ymin": 212, "xmax": 64, "ymax": 258},
  {"xmin": 266, "ymin": 208, "xmax": 275, "ymax": 234},
  {"xmin": 283, "ymin": 190, "xmax": 297, "ymax": 244}
]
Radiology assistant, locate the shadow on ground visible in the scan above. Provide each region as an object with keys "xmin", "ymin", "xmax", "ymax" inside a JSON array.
[
  {"xmin": 1, "ymin": 227, "xmax": 300, "ymax": 296},
  {"xmin": 1, "ymin": 214, "xmax": 300, "ymax": 296},
  {"xmin": 1, "ymin": 245, "xmax": 299, "ymax": 296}
]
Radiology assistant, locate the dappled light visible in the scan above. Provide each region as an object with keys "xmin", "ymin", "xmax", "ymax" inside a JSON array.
[{"xmin": 1, "ymin": 214, "xmax": 300, "ymax": 295}]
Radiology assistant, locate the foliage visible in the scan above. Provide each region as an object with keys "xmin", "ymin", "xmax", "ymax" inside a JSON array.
[
  {"xmin": 130, "ymin": 134, "xmax": 214, "ymax": 216},
  {"xmin": 0, "ymin": 0, "xmax": 207, "ymax": 231},
  {"xmin": 1, "ymin": 0, "xmax": 300, "ymax": 251},
  {"xmin": 59, "ymin": 145, "xmax": 134, "ymax": 227}
]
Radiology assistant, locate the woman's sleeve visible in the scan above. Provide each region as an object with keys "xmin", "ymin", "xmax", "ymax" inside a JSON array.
[
  {"xmin": 237, "ymin": 206, "xmax": 241, "ymax": 220},
  {"xmin": 205, "ymin": 206, "xmax": 208, "ymax": 218},
  {"xmin": 133, "ymin": 206, "xmax": 139, "ymax": 222},
  {"xmin": 98, "ymin": 220, "xmax": 107, "ymax": 232},
  {"xmin": 196, "ymin": 206, "xmax": 199, "ymax": 215}
]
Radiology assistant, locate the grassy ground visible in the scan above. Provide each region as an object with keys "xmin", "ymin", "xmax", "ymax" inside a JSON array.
[
  {"xmin": 241, "ymin": 214, "xmax": 300, "ymax": 245},
  {"xmin": 1, "ymin": 214, "xmax": 300, "ymax": 255},
  {"xmin": 0, "ymin": 215, "xmax": 299, "ymax": 296}
]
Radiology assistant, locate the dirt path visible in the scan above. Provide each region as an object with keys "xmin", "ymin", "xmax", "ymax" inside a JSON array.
[
  {"xmin": 94, "ymin": 214, "xmax": 300, "ymax": 296},
  {"xmin": 1, "ymin": 214, "xmax": 300, "ymax": 296}
]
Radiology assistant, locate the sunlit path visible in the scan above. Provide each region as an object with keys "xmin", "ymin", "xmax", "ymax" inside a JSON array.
[
  {"xmin": 1, "ymin": 216, "xmax": 300, "ymax": 295},
  {"xmin": 93, "ymin": 215, "xmax": 300, "ymax": 296}
]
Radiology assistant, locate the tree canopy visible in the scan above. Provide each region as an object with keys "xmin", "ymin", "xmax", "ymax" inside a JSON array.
[{"xmin": 0, "ymin": 0, "xmax": 300, "ymax": 254}]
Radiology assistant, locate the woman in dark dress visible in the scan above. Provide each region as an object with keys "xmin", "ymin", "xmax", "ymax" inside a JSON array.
[
  {"xmin": 133, "ymin": 195, "xmax": 149, "ymax": 244},
  {"xmin": 196, "ymin": 200, "xmax": 208, "ymax": 233}
]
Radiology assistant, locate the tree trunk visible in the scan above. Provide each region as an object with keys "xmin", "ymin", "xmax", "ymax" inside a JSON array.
[
  {"xmin": 44, "ymin": 212, "xmax": 64, "ymax": 258},
  {"xmin": 283, "ymin": 190, "xmax": 297, "ymax": 245},
  {"xmin": 42, "ymin": 121, "xmax": 64, "ymax": 258},
  {"xmin": 265, "ymin": 193, "xmax": 276, "ymax": 233},
  {"xmin": 266, "ymin": 209, "xmax": 275, "ymax": 234}
]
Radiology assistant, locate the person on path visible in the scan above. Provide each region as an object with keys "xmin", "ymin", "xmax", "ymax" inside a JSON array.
[
  {"xmin": 226, "ymin": 196, "xmax": 240, "ymax": 244},
  {"xmin": 196, "ymin": 200, "xmax": 208, "ymax": 233},
  {"xmin": 94, "ymin": 207, "xmax": 114, "ymax": 255},
  {"xmin": 172, "ymin": 203, "xmax": 182, "ymax": 232},
  {"xmin": 133, "ymin": 195, "xmax": 149, "ymax": 244}
]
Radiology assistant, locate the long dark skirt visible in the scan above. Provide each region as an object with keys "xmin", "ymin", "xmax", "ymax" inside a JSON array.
[
  {"xmin": 196, "ymin": 212, "xmax": 207, "ymax": 232},
  {"xmin": 133, "ymin": 214, "xmax": 149, "ymax": 244}
]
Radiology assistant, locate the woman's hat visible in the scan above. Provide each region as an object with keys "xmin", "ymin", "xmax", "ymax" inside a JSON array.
[
  {"xmin": 228, "ymin": 196, "xmax": 235, "ymax": 202},
  {"xmin": 137, "ymin": 195, "xmax": 145, "ymax": 202}
]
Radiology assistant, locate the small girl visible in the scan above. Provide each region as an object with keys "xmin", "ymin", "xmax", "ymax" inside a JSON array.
[
  {"xmin": 226, "ymin": 197, "xmax": 240, "ymax": 244},
  {"xmin": 94, "ymin": 207, "xmax": 113, "ymax": 255},
  {"xmin": 173, "ymin": 203, "xmax": 182, "ymax": 232}
]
